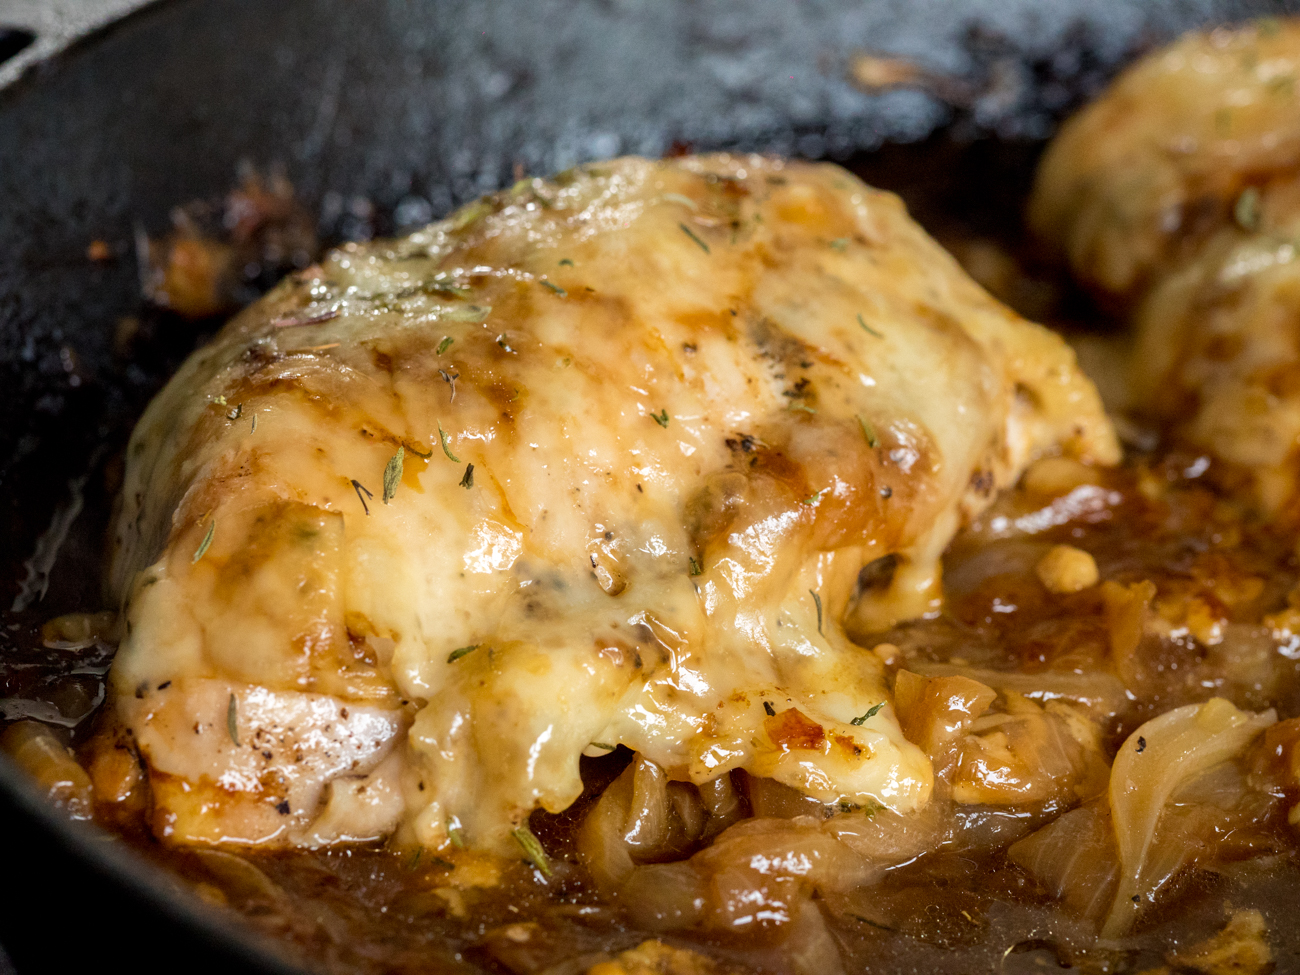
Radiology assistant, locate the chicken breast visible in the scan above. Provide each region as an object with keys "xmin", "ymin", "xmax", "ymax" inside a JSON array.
[
  {"xmin": 1030, "ymin": 18, "xmax": 1300, "ymax": 303},
  {"xmin": 105, "ymin": 154, "xmax": 1117, "ymax": 854},
  {"xmin": 1031, "ymin": 19, "xmax": 1300, "ymax": 516}
]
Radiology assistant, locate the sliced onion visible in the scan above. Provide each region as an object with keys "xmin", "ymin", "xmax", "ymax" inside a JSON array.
[
  {"xmin": 1007, "ymin": 801, "xmax": 1118, "ymax": 923},
  {"xmin": 0, "ymin": 720, "xmax": 93, "ymax": 819},
  {"xmin": 894, "ymin": 671, "xmax": 997, "ymax": 775},
  {"xmin": 1103, "ymin": 698, "xmax": 1275, "ymax": 937},
  {"xmin": 911, "ymin": 662, "xmax": 1128, "ymax": 722}
]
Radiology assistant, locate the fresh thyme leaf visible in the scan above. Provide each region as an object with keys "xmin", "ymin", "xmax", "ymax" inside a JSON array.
[
  {"xmin": 688, "ymin": 556, "xmax": 703, "ymax": 576},
  {"xmin": 801, "ymin": 490, "xmax": 823, "ymax": 506},
  {"xmin": 251, "ymin": 414, "xmax": 257, "ymax": 433},
  {"xmin": 447, "ymin": 644, "xmax": 479, "ymax": 664},
  {"xmin": 558, "ymin": 258, "xmax": 575, "ymax": 267},
  {"xmin": 226, "ymin": 693, "xmax": 240, "ymax": 746},
  {"xmin": 447, "ymin": 817, "xmax": 466, "ymax": 848},
  {"xmin": 811, "ymin": 590, "xmax": 823, "ymax": 634},
  {"xmin": 439, "ymin": 368, "xmax": 458, "ymax": 402},
  {"xmin": 383, "ymin": 447, "xmax": 404, "ymax": 504},
  {"xmin": 512, "ymin": 826, "xmax": 553, "ymax": 878},
  {"xmin": 829, "ymin": 238, "xmax": 849, "ymax": 251},
  {"xmin": 1235, "ymin": 187, "xmax": 1262, "ymax": 232},
  {"xmin": 857, "ymin": 414, "xmax": 879, "ymax": 448},
  {"xmin": 789, "ymin": 403, "xmax": 817, "ymax": 414},
  {"xmin": 459, "ymin": 463, "xmax": 475, "ymax": 489},
  {"xmin": 652, "ymin": 409, "xmax": 670, "ymax": 428},
  {"xmin": 540, "ymin": 279, "xmax": 567, "ymax": 297},
  {"xmin": 437, "ymin": 336, "xmax": 454, "ymax": 355},
  {"xmin": 351, "ymin": 478, "xmax": 374, "ymax": 515},
  {"xmin": 438, "ymin": 421, "xmax": 460, "ymax": 462},
  {"xmin": 407, "ymin": 848, "xmax": 423, "ymax": 870},
  {"xmin": 662, "ymin": 193, "xmax": 699, "ymax": 211},
  {"xmin": 679, "ymin": 222, "xmax": 711, "ymax": 253},
  {"xmin": 589, "ymin": 742, "xmax": 617, "ymax": 751},
  {"xmin": 763, "ymin": 701, "xmax": 776, "ymax": 717},
  {"xmin": 192, "ymin": 520, "xmax": 215, "ymax": 563},
  {"xmin": 851, "ymin": 702, "xmax": 885, "ymax": 726},
  {"xmin": 857, "ymin": 313, "xmax": 882, "ymax": 338}
]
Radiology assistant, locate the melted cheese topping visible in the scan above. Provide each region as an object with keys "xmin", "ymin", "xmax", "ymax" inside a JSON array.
[
  {"xmin": 1031, "ymin": 19, "xmax": 1300, "ymax": 299},
  {"xmin": 106, "ymin": 155, "xmax": 1117, "ymax": 853}
]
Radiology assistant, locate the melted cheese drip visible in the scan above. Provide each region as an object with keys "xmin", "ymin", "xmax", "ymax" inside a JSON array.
[{"xmin": 106, "ymin": 155, "xmax": 1117, "ymax": 853}]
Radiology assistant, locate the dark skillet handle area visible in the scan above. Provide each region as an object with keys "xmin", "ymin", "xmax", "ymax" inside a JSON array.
[{"xmin": 0, "ymin": 0, "xmax": 1297, "ymax": 971}]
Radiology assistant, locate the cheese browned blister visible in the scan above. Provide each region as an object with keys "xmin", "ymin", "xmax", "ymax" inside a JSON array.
[{"xmin": 104, "ymin": 155, "xmax": 1117, "ymax": 853}]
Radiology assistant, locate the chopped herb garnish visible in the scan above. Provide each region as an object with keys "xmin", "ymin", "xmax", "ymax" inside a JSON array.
[
  {"xmin": 829, "ymin": 238, "xmax": 849, "ymax": 251},
  {"xmin": 428, "ymin": 275, "xmax": 471, "ymax": 298},
  {"xmin": 251, "ymin": 415, "xmax": 257, "ymax": 433},
  {"xmin": 688, "ymin": 556, "xmax": 703, "ymax": 576},
  {"xmin": 226, "ymin": 693, "xmax": 240, "ymax": 746},
  {"xmin": 437, "ymin": 336, "xmax": 454, "ymax": 355},
  {"xmin": 589, "ymin": 742, "xmax": 617, "ymax": 751},
  {"xmin": 558, "ymin": 258, "xmax": 575, "ymax": 267},
  {"xmin": 213, "ymin": 395, "xmax": 227, "ymax": 406},
  {"xmin": 438, "ymin": 421, "xmax": 460, "ymax": 462},
  {"xmin": 857, "ymin": 313, "xmax": 882, "ymax": 338},
  {"xmin": 763, "ymin": 701, "xmax": 777, "ymax": 717},
  {"xmin": 439, "ymin": 368, "xmax": 458, "ymax": 402},
  {"xmin": 447, "ymin": 817, "xmax": 466, "ymax": 848},
  {"xmin": 227, "ymin": 403, "xmax": 243, "ymax": 421},
  {"xmin": 651, "ymin": 409, "xmax": 670, "ymax": 428},
  {"xmin": 383, "ymin": 447, "xmax": 404, "ymax": 504},
  {"xmin": 540, "ymin": 279, "xmax": 567, "ymax": 297},
  {"xmin": 1234, "ymin": 187, "xmax": 1262, "ymax": 232},
  {"xmin": 192, "ymin": 520, "xmax": 215, "ymax": 563},
  {"xmin": 351, "ymin": 479, "xmax": 374, "ymax": 515},
  {"xmin": 789, "ymin": 403, "xmax": 817, "ymax": 414},
  {"xmin": 662, "ymin": 193, "xmax": 699, "ymax": 211},
  {"xmin": 857, "ymin": 414, "xmax": 879, "ymax": 448},
  {"xmin": 496, "ymin": 334, "xmax": 515, "ymax": 352},
  {"xmin": 811, "ymin": 590, "xmax": 823, "ymax": 634},
  {"xmin": 679, "ymin": 222, "xmax": 710, "ymax": 253},
  {"xmin": 447, "ymin": 644, "xmax": 479, "ymax": 664},
  {"xmin": 459, "ymin": 463, "xmax": 475, "ymax": 489},
  {"xmin": 802, "ymin": 490, "xmax": 824, "ymax": 506},
  {"xmin": 512, "ymin": 826, "xmax": 553, "ymax": 878},
  {"xmin": 851, "ymin": 702, "xmax": 885, "ymax": 726},
  {"xmin": 407, "ymin": 848, "xmax": 423, "ymax": 871}
]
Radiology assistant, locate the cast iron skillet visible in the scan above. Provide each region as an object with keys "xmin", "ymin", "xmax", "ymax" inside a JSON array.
[{"xmin": 1, "ymin": 1, "xmax": 1298, "ymax": 972}]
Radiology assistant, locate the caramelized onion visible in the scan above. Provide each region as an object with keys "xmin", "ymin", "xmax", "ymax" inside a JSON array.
[
  {"xmin": 1008, "ymin": 801, "xmax": 1118, "ymax": 923},
  {"xmin": 894, "ymin": 671, "xmax": 996, "ymax": 775},
  {"xmin": 0, "ymin": 721, "xmax": 93, "ymax": 819},
  {"xmin": 1103, "ymin": 698, "xmax": 1275, "ymax": 937}
]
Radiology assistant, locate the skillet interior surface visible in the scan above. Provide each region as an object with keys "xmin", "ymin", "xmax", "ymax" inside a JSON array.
[{"xmin": 3, "ymin": 0, "xmax": 1300, "ymax": 971}]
